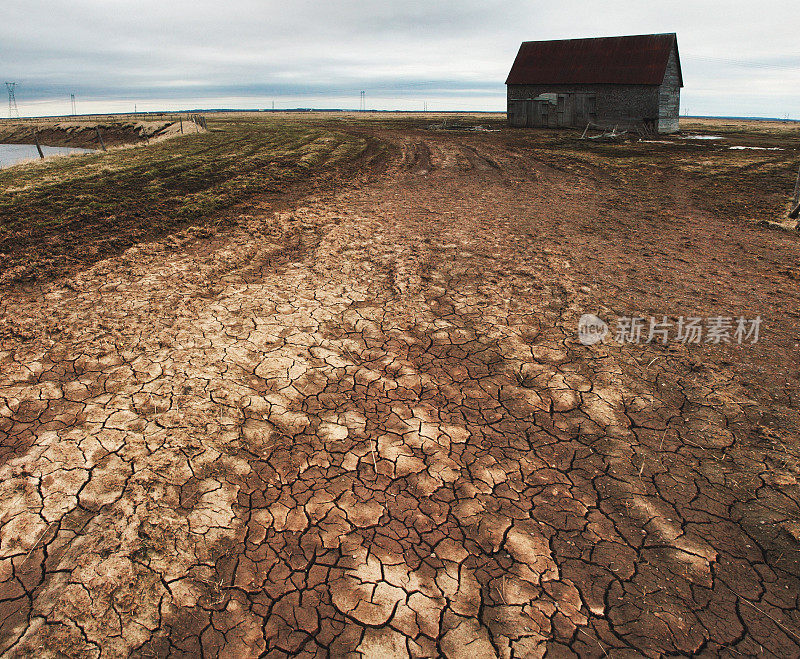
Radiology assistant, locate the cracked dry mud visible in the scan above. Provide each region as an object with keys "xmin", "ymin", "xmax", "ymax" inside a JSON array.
[{"xmin": 1, "ymin": 128, "xmax": 800, "ymax": 658}]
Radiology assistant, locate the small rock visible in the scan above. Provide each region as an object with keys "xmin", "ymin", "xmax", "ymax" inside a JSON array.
[{"xmin": 782, "ymin": 522, "xmax": 800, "ymax": 543}]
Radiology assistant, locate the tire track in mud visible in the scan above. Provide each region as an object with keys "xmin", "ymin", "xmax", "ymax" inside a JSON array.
[{"xmin": 0, "ymin": 131, "xmax": 799, "ymax": 657}]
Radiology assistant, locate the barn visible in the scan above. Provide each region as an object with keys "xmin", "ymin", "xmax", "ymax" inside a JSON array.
[{"xmin": 506, "ymin": 33, "xmax": 682, "ymax": 134}]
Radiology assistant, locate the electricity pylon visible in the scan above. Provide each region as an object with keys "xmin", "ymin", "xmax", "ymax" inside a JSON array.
[{"xmin": 5, "ymin": 82, "xmax": 19, "ymax": 118}]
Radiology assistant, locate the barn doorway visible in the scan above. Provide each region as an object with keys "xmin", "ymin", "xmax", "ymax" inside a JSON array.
[{"xmin": 514, "ymin": 93, "xmax": 597, "ymax": 128}]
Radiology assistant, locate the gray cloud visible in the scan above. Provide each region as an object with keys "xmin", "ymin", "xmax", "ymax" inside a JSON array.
[{"xmin": 2, "ymin": 0, "xmax": 798, "ymax": 116}]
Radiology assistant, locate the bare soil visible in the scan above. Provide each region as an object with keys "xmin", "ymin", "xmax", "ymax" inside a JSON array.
[{"xmin": 1, "ymin": 116, "xmax": 800, "ymax": 657}]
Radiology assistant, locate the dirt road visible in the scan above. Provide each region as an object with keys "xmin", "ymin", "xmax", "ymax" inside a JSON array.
[{"xmin": 1, "ymin": 126, "xmax": 800, "ymax": 657}]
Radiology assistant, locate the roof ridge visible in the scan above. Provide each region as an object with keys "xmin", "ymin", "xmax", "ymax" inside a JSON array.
[
  {"xmin": 506, "ymin": 33, "xmax": 681, "ymax": 87},
  {"xmin": 520, "ymin": 33, "xmax": 676, "ymax": 44}
]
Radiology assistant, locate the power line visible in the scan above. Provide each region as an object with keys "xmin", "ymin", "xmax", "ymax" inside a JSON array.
[{"xmin": 5, "ymin": 82, "xmax": 19, "ymax": 118}]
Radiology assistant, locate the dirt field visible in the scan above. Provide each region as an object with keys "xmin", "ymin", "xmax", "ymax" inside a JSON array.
[{"xmin": 1, "ymin": 114, "xmax": 800, "ymax": 657}]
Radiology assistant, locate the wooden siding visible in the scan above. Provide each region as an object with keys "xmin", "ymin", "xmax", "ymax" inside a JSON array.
[
  {"xmin": 507, "ymin": 83, "xmax": 659, "ymax": 130},
  {"xmin": 507, "ymin": 93, "xmax": 597, "ymax": 128}
]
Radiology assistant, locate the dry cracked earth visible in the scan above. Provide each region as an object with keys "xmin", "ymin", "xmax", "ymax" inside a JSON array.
[{"xmin": 1, "ymin": 127, "xmax": 800, "ymax": 657}]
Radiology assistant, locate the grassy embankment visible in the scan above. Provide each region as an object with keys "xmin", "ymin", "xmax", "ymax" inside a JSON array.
[{"xmin": 0, "ymin": 116, "xmax": 383, "ymax": 283}]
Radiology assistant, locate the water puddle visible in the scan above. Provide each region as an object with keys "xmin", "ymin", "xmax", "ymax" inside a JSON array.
[{"xmin": 0, "ymin": 144, "xmax": 94, "ymax": 170}]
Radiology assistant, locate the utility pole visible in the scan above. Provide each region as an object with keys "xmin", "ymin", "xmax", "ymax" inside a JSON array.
[
  {"xmin": 5, "ymin": 82, "xmax": 19, "ymax": 118},
  {"xmin": 70, "ymin": 93, "xmax": 76, "ymax": 116},
  {"xmin": 360, "ymin": 91, "xmax": 365, "ymax": 112}
]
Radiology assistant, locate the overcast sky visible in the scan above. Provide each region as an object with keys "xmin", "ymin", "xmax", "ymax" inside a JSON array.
[{"xmin": 2, "ymin": 0, "xmax": 799, "ymax": 117}]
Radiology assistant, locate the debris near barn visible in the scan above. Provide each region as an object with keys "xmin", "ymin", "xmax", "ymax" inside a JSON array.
[
  {"xmin": 427, "ymin": 120, "xmax": 499, "ymax": 132},
  {"xmin": 580, "ymin": 123, "xmax": 628, "ymax": 141},
  {"xmin": 506, "ymin": 33, "xmax": 682, "ymax": 134}
]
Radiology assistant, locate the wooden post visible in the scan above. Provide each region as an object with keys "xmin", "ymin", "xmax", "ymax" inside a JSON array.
[
  {"xmin": 95, "ymin": 126, "xmax": 106, "ymax": 151},
  {"xmin": 33, "ymin": 130, "xmax": 45, "ymax": 159},
  {"xmin": 787, "ymin": 164, "xmax": 800, "ymax": 219},
  {"xmin": 180, "ymin": 118, "xmax": 183, "ymax": 134}
]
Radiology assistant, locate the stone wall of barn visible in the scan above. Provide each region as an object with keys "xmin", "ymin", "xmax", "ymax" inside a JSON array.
[{"xmin": 657, "ymin": 46, "xmax": 681, "ymax": 133}]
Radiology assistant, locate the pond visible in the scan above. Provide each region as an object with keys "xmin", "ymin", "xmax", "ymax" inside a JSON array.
[{"xmin": 0, "ymin": 143, "xmax": 94, "ymax": 170}]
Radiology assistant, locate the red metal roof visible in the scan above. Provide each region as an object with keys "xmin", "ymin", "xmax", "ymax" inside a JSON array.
[{"xmin": 506, "ymin": 33, "xmax": 682, "ymax": 86}]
